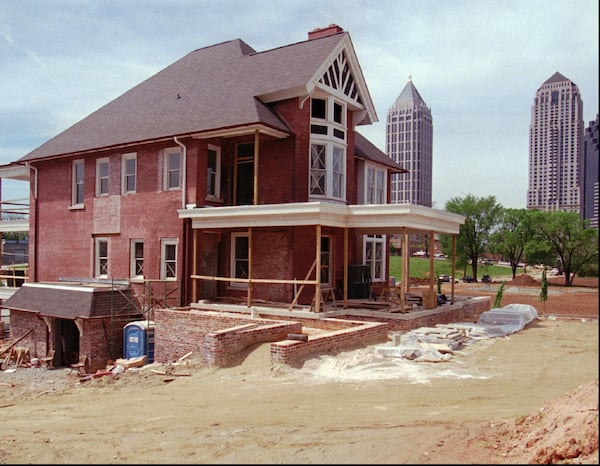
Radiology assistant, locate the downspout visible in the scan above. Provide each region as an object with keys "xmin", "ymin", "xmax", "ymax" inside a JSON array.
[
  {"xmin": 25, "ymin": 162, "xmax": 38, "ymax": 282},
  {"xmin": 173, "ymin": 137, "xmax": 187, "ymax": 209},
  {"xmin": 173, "ymin": 137, "xmax": 188, "ymax": 305}
]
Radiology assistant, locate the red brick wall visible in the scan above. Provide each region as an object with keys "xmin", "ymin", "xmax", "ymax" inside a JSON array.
[
  {"xmin": 8, "ymin": 310, "xmax": 126, "ymax": 373},
  {"xmin": 32, "ymin": 143, "xmax": 184, "ymax": 287},
  {"xmin": 8, "ymin": 310, "xmax": 48, "ymax": 358},
  {"xmin": 154, "ymin": 308, "xmax": 301, "ymax": 366},
  {"xmin": 270, "ymin": 320, "xmax": 388, "ymax": 365}
]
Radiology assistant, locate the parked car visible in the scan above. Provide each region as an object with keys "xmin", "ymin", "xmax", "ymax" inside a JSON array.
[
  {"xmin": 462, "ymin": 276, "xmax": 475, "ymax": 283},
  {"xmin": 481, "ymin": 274, "xmax": 492, "ymax": 283},
  {"xmin": 438, "ymin": 274, "xmax": 451, "ymax": 282}
]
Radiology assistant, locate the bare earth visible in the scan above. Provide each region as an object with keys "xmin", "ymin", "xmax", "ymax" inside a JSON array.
[{"xmin": 0, "ymin": 275, "xmax": 598, "ymax": 464}]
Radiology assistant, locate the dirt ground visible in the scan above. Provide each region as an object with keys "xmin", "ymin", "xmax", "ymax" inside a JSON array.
[{"xmin": 0, "ymin": 275, "xmax": 598, "ymax": 464}]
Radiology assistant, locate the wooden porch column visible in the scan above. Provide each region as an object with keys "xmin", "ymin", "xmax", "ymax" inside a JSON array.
[
  {"xmin": 247, "ymin": 227, "xmax": 253, "ymax": 308},
  {"xmin": 451, "ymin": 234, "xmax": 456, "ymax": 302},
  {"xmin": 401, "ymin": 228, "xmax": 409, "ymax": 308},
  {"xmin": 403, "ymin": 228, "xmax": 410, "ymax": 294},
  {"xmin": 314, "ymin": 225, "xmax": 321, "ymax": 313},
  {"xmin": 192, "ymin": 229, "xmax": 198, "ymax": 303},
  {"xmin": 343, "ymin": 227, "xmax": 348, "ymax": 308},
  {"xmin": 429, "ymin": 230, "xmax": 435, "ymax": 294}
]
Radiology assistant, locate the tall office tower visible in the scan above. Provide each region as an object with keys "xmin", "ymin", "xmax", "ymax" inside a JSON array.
[
  {"xmin": 527, "ymin": 72, "xmax": 584, "ymax": 212},
  {"xmin": 582, "ymin": 114, "xmax": 599, "ymax": 228},
  {"xmin": 386, "ymin": 77, "xmax": 432, "ymax": 206}
]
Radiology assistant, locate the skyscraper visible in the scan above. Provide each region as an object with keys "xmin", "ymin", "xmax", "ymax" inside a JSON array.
[
  {"xmin": 386, "ymin": 77, "xmax": 432, "ymax": 206},
  {"xmin": 527, "ymin": 72, "xmax": 584, "ymax": 212},
  {"xmin": 582, "ymin": 114, "xmax": 599, "ymax": 228}
]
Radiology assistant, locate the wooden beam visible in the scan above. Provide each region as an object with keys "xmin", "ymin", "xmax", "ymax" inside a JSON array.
[
  {"xmin": 288, "ymin": 260, "xmax": 317, "ymax": 310},
  {"xmin": 343, "ymin": 227, "xmax": 348, "ymax": 308},
  {"xmin": 192, "ymin": 229, "xmax": 198, "ymax": 303},
  {"xmin": 429, "ymin": 230, "xmax": 435, "ymax": 294},
  {"xmin": 247, "ymin": 227, "xmax": 253, "ymax": 308},
  {"xmin": 451, "ymin": 234, "xmax": 456, "ymax": 302},
  {"xmin": 315, "ymin": 225, "xmax": 321, "ymax": 313}
]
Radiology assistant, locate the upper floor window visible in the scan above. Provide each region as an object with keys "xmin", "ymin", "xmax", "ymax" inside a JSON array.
[
  {"xmin": 309, "ymin": 96, "xmax": 347, "ymax": 201},
  {"xmin": 72, "ymin": 159, "xmax": 84, "ymax": 206},
  {"xmin": 163, "ymin": 148, "xmax": 182, "ymax": 190},
  {"xmin": 160, "ymin": 238, "xmax": 177, "ymax": 280},
  {"xmin": 121, "ymin": 153, "xmax": 137, "ymax": 194},
  {"xmin": 130, "ymin": 239, "xmax": 144, "ymax": 279},
  {"xmin": 96, "ymin": 157, "xmax": 109, "ymax": 197},
  {"xmin": 95, "ymin": 237, "xmax": 108, "ymax": 278},
  {"xmin": 207, "ymin": 145, "xmax": 222, "ymax": 200},
  {"xmin": 366, "ymin": 165, "xmax": 385, "ymax": 204}
]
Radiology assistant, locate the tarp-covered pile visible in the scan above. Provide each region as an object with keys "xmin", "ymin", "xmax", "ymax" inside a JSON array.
[{"xmin": 377, "ymin": 304, "xmax": 539, "ymax": 362}]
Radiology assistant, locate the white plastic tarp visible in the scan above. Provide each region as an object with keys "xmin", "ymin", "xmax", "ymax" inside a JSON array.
[{"xmin": 476, "ymin": 303, "xmax": 538, "ymax": 337}]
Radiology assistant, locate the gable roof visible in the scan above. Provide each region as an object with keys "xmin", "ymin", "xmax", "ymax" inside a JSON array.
[{"xmin": 20, "ymin": 30, "xmax": 377, "ymax": 162}]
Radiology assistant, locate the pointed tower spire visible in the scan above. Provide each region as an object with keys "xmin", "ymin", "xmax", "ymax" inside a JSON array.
[{"xmin": 392, "ymin": 77, "xmax": 428, "ymax": 109}]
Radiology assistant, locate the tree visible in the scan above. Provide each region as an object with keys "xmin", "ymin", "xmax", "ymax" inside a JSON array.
[
  {"xmin": 539, "ymin": 268, "xmax": 548, "ymax": 314},
  {"xmin": 528, "ymin": 211, "xmax": 599, "ymax": 286},
  {"xmin": 494, "ymin": 280, "xmax": 506, "ymax": 308},
  {"xmin": 490, "ymin": 208, "xmax": 534, "ymax": 279},
  {"xmin": 444, "ymin": 194, "xmax": 503, "ymax": 281}
]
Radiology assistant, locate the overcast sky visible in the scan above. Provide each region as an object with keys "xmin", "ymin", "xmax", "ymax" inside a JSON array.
[{"xmin": 1, "ymin": 0, "xmax": 598, "ymax": 209}]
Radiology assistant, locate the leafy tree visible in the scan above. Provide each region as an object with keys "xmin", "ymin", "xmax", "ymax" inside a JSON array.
[
  {"xmin": 539, "ymin": 268, "xmax": 548, "ymax": 314},
  {"xmin": 528, "ymin": 210, "xmax": 599, "ymax": 286},
  {"xmin": 444, "ymin": 194, "xmax": 503, "ymax": 281},
  {"xmin": 490, "ymin": 208, "xmax": 533, "ymax": 279}
]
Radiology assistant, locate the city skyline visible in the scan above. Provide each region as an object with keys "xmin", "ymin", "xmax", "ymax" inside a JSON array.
[{"xmin": 1, "ymin": 0, "xmax": 598, "ymax": 209}]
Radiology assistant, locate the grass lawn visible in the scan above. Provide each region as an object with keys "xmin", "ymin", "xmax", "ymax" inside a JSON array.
[{"xmin": 389, "ymin": 256, "xmax": 521, "ymax": 281}]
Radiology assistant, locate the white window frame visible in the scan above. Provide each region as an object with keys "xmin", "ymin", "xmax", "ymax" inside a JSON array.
[
  {"xmin": 130, "ymin": 239, "xmax": 144, "ymax": 279},
  {"xmin": 229, "ymin": 232, "xmax": 249, "ymax": 289},
  {"xmin": 121, "ymin": 152, "xmax": 137, "ymax": 195},
  {"xmin": 206, "ymin": 144, "xmax": 222, "ymax": 200},
  {"xmin": 160, "ymin": 238, "xmax": 178, "ymax": 280},
  {"xmin": 365, "ymin": 163, "xmax": 387, "ymax": 204},
  {"xmin": 364, "ymin": 235, "xmax": 386, "ymax": 282},
  {"xmin": 163, "ymin": 147, "xmax": 182, "ymax": 191},
  {"xmin": 309, "ymin": 95, "xmax": 347, "ymax": 201},
  {"xmin": 96, "ymin": 157, "xmax": 109, "ymax": 197},
  {"xmin": 72, "ymin": 159, "xmax": 85, "ymax": 206},
  {"xmin": 95, "ymin": 237, "xmax": 109, "ymax": 278}
]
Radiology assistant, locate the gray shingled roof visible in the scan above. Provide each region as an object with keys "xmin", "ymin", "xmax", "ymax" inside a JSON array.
[
  {"xmin": 20, "ymin": 31, "xmax": 376, "ymax": 162},
  {"xmin": 2, "ymin": 282, "xmax": 142, "ymax": 319},
  {"xmin": 354, "ymin": 132, "xmax": 406, "ymax": 173}
]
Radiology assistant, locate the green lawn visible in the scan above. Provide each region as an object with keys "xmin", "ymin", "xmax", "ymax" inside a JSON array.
[{"xmin": 388, "ymin": 256, "xmax": 519, "ymax": 281}]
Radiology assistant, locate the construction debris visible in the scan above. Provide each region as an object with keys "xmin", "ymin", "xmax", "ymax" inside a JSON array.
[{"xmin": 378, "ymin": 304, "xmax": 539, "ymax": 362}]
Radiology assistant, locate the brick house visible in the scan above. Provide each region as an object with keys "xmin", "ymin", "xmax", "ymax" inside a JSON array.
[{"xmin": 1, "ymin": 24, "xmax": 465, "ymax": 369}]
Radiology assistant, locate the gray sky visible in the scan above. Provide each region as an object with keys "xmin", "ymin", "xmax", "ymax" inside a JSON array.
[{"xmin": 1, "ymin": 0, "xmax": 598, "ymax": 209}]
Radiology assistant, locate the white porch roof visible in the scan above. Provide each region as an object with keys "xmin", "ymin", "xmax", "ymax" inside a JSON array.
[{"xmin": 178, "ymin": 201, "xmax": 465, "ymax": 235}]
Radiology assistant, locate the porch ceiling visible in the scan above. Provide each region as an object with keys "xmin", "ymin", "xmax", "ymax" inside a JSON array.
[{"xmin": 178, "ymin": 201, "xmax": 465, "ymax": 235}]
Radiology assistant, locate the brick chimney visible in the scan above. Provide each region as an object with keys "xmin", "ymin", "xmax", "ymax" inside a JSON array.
[{"xmin": 308, "ymin": 24, "xmax": 343, "ymax": 40}]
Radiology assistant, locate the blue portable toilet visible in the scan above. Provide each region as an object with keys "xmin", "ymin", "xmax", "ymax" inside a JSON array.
[{"xmin": 124, "ymin": 320, "xmax": 155, "ymax": 363}]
